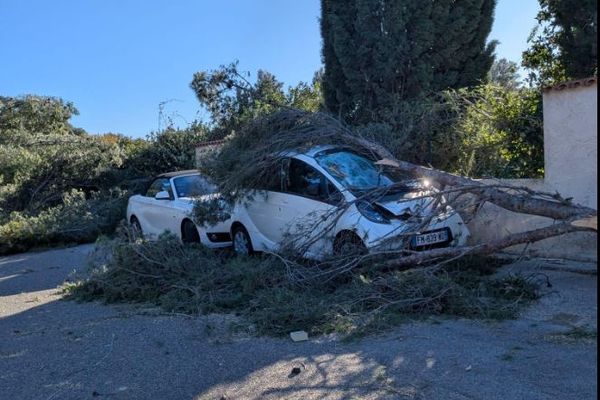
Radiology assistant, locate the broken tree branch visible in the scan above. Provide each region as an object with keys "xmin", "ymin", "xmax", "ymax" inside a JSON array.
[
  {"xmin": 374, "ymin": 219, "xmax": 596, "ymax": 271},
  {"xmin": 369, "ymin": 155, "xmax": 596, "ymax": 222}
]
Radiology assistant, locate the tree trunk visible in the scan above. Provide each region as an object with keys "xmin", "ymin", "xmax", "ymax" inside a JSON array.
[{"xmin": 371, "ymin": 156, "xmax": 596, "ymax": 222}]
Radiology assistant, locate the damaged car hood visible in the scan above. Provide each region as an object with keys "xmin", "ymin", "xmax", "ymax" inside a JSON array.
[{"xmin": 373, "ymin": 191, "xmax": 438, "ymax": 218}]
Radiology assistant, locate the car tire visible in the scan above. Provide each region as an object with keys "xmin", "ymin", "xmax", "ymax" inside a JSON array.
[
  {"xmin": 130, "ymin": 216, "xmax": 143, "ymax": 238},
  {"xmin": 182, "ymin": 220, "xmax": 201, "ymax": 243},
  {"xmin": 232, "ymin": 225, "xmax": 254, "ymax": 256},
  {"xmin": 333, "ymin": 231, "xmax": 367, "ymax": 257}
]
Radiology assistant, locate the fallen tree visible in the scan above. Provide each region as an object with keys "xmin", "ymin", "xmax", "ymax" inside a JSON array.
[
  {"xmin": 72, "ymin": 109, "xmax": 595, "ymax": 336},
  {"xmin": 194, "ymin": 109, "xmax": 596, "ymax": 278},
  {"xmin": 69, "ymin": 228, "xmax": 543, "ymax": 336},
  {"xmin": 373, "ymin": 156, "xmax": 595, "ymax": 221}
]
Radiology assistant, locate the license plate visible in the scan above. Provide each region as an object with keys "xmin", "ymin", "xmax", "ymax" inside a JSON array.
[{"xmin": 413, "ymin": 230, "xmax": 448, "ymax": 246}]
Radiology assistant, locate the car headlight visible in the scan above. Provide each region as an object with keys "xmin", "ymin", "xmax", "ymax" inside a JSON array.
[{"xmin": 356, "ymin": 200, "xmax": 390, "ymax": 224}]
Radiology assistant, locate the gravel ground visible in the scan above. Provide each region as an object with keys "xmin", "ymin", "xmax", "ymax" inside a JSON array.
[{"xmin": 0, "ymin": 245, "xmax": 596, "ymax": 400}]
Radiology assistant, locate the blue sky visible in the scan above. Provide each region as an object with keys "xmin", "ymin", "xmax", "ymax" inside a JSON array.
[{"xmin": 0, "ymin": 0, "xmax": 540, "ymax": 138}]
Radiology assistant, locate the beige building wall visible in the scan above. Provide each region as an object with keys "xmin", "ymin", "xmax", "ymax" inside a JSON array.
[{"xmin": 543, "ymin": 79, "xmax": 597, "ymax": 208}]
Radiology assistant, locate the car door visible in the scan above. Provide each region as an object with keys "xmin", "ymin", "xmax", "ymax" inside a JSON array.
[
  {"xmin": 277, "ymin": 158, "xmax": 344, "ymax": 256},
  {"xmin": 243, "ymin": 159, "xmax": 290, "ymax": 247},
  {"xmin": 140, "ymin": 178, "xmax": 178, "ymax": 237}
]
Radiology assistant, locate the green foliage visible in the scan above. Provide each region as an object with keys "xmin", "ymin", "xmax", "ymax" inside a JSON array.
[
  {"xmin": 192, "ymin": 197, "xmax": 232, "ymax": 227},
  {"xmin": 350, "ymin": 84, "xmax": 543, "ymax": 178},
  {"xmin": 451, "ymin": 85, "xmax": 544, "ymax": 178},
  {"xmin": 488, "ymin": 58, "xmax": 521, "ymax": 89},
  {"xmin": 354, "ymin": 93, "xmax": 463, "ymax": 170},
  {"xmin": 0, "ymin": 95, "xmax": 81, "ymax": 140},
  {"xmin": 67, "ymin": 234, "xmax": 539, "ymax": 337},
  {"xmin": 190, "ymin": 62, "xmax": 323, "ymax": 137},
  {"xmin": 522, "ymin": 0, "xmax": 597, "ymax": 85},
  {"xmin": 0, "ymin": 95, "xmax": 207, "ymax": 254},
  {"xmin": 0, "ymin": 134, "xmax": 127, "ymax": 215},
  {"xmin": 286, "ymin": 71, "xmax": 323, "ymax": 112},
  {"xmin": 317, "ymin": 1, "xmax": 517, "ymax": 175},
  {"xmin": 124, "ymin": 123, "xmax": 208, "ymax": 177},
  {"xmin": 0, "ymin": 189, "xmax": 127, "ymax": 254},
  {"xmin": 67, "ymin": 232, "xmax": 287, "ymax": 311},
  {"xmin": 320, "ymin": 0, "xmax": 498, "ymax": 124}
]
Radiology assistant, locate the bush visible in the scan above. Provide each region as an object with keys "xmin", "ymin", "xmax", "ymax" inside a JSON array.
[
  {"xmin": 0, "ymin": 189, "xmax": 128, "ymax": 255},
  {"xmin": 354, "ymin": 84, "xmax": 544, "ymax": 179},
  {"xmin": 450, "ymin": 85, "xmax": 544, "ymax": 178},
  {"xmin": 0, "ymin": 95, "xmax": 212, "ymax": 254},
  {"xmin": 123, "ymin": 124, "xmax": 208, "ymax": 177}
]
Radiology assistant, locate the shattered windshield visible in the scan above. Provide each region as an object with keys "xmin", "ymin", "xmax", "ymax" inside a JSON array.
[{"xmin": 315, "ymin": 150, "xmax": 396, "ymax": 192}]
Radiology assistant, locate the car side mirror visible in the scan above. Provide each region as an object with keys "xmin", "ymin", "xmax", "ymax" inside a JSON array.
[{"xmin": 155, "ymin": 190, "xmax": 171, "ymax": 200}]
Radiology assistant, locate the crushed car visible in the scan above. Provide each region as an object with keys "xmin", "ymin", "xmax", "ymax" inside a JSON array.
[{"xmin": 228, "ymin": 146, "xmax": 470, "ymax": 258}]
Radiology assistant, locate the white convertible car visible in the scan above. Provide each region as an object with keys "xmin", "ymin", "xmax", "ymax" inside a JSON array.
[
  {"xmin": 229, "ymin": 146, "xmax": 470, "ymax": 258},
  {"xmin": 126, "ymin": 170, "xmax": 232, "ymax": 247}
]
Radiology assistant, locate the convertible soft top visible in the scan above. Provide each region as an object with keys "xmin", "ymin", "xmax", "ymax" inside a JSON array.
[{"xmin": 156, "ymin": 169, "xmax": 200, "ymax": 178}]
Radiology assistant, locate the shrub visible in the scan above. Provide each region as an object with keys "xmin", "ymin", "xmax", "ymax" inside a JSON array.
[
  {"xmin": 0, "ymin": 189, "xmax": 128, "ymax": 255},
  {"xmin": 354, "ymin": 84, "xmax": 544, "ymax": 179},
  {"xmin": 450, "ymin": 85, "xmax": 544, "ymax": 178},
  {"xmin": 0, "ymin": 94, "xmax": 212, "ymax": 253}
]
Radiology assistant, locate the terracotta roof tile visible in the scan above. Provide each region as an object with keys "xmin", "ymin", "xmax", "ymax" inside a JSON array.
[{"xmin": 543, "ymin": 76, "xmax": 597, "ymax": 92}]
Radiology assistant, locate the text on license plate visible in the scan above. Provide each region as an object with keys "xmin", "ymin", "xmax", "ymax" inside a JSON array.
[{"xmin": 414, "ymin": 230, "xmax": 448, "ymax": 246}]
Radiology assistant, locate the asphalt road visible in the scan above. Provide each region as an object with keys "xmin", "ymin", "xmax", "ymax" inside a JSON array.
[{"xmin": 0, "ymin": 245, "xmax": 597, "ymax": 400}]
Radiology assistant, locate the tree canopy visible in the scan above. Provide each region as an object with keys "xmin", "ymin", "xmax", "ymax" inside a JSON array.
[
  {"xmin": 190, "ymin": 63, "xmax": 323, "ymax": 138},
  {"xmin": 488, "ymin": 58, "xmax": 521, "ymax": 89},
  {"xmin": 522, "ymin": 0, "xmax": 597, "ymax": 85},
  {"xmin": 321, "ymin": 0, "xmax": 498, "ymax": 124},
  {"xmin": 0, "ymin": 95, "xmax": 83, "ymax": 142}
]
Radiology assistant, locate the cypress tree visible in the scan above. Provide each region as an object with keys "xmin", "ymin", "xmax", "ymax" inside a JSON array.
[
  {"xmin": 320, "ymin": 0, "xmax": 357, "ymax": 119},
  {"xmin": 321, "ymin": 0, "xmax": 497, "ymax": 124}
]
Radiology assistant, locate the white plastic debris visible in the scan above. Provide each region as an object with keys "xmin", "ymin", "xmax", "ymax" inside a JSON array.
[{"xmin": 290, "ymin": 330, "xmax": 309, "ymax": 342}]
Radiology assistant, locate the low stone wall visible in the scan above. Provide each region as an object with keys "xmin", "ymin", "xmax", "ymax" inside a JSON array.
[{"xmin": 465, "ymin": 179, "xmax": 597, "ymax": 261}]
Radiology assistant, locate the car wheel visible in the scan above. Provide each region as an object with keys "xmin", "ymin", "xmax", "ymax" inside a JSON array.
[
  {"xmin": 130, "ymin": 216, "xmax": 143, "ymax": 238},
  {"xmin": 333, "ymin": 231, "xmax": 367, "ymax": 257},
  {"xmin": 182, "ymin": 220, "xmax": 200, "ymax": 243},
  {"xmin": 232, "ymin": 225, "xmax": 253, "ymax": 255}
]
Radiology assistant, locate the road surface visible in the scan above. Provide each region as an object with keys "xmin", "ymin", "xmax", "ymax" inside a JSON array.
[{"xmin": 0, "ymin": 245, "xmax": 596, "ymax": 399}]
